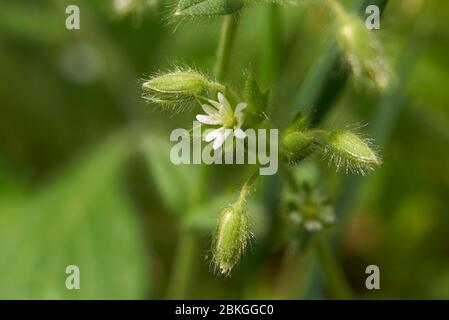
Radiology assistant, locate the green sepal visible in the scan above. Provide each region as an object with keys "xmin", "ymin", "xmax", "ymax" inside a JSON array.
[{"xmin": 243, "ymin": 73, "xmax": 269, "ymax": 127}]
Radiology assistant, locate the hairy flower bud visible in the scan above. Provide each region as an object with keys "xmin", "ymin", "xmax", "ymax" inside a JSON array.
[
  {"xmin": 281, "ymin": 113, "xmax": 315, "ymax": 163},
  {"xmin": 331, "ymin": 1, "xmax": 392, "ymax": 90},
  {"xmin": 282, "ymin": 131, "xmax": 314, "ymax": 164},
  {"xmin": 175, "ymin": 0, "xmax": 244, "ymax": 17},
  {"xmin": 324, "ymin": 130, "xmax": 380, "ymax": 175},
  {"xmin": 212, "ymin": 181, "xmax": 253, "ymax": 275},
  {"xmin": 142, "ymin": 70, "xmax": 222, "ymax": 108},
  {"xmin": 213, "ymin": 204, "xmax": 249, "ymax": 275}
]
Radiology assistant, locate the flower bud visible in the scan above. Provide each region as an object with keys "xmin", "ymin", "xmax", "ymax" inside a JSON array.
[
  {"xmin": 324, "ymin": 130, "xmax": 380, "ymax": 175},
  {"xmin": 282, "ymin": 131, "xmax": 314, "ymax": 164},
  {"xmin": 212, "ymin": 202, "xmax": 249, "ymax": 275},
  {"xmin": 175, "ymin": 0, "xmax": 244, "ymax": 17},
  {"xmin": 142, "ymin": 70, "xmax": 221, "ymax": 108},
  {"xmin": 331, "ymin": 1, "xmax": 392, "ymax": 90},
  {"xmin": 281, "ymin": 113, "xmax": 315, "ymax": 163}
]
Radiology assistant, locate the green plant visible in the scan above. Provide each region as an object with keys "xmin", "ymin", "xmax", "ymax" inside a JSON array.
[{"xmin": 141, "ymin": 0, "xmax": 390, "ymax": 291}]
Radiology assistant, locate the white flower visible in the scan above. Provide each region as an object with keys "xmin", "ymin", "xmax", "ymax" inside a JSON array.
[
  {"xmin": 196, "ymin": 92, "xmax": 247, "ymax": 150},
  {"xmin": 289, "ymin": 207, "xmax": 335, "ymax": 232}
]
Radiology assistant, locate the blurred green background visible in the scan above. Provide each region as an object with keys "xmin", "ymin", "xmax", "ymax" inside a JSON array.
[{"xmin": 0, "ymin": 0, "xmax": 448, "ymax": 299}]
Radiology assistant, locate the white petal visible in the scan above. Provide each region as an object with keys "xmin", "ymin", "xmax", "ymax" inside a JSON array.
[
  {"xmin": 234, "ymin": 128, "xmax": 247, "ymax": 139},
  {"xmin": 218, "ymin": 92, "xmax": 230, "ymax": 108},
  {"xmin": 304, "ymin": 220, "xmax": 323, "ymax": 232},
  {"xmin": 217, "ymin": 92, "xmax": 233, "ymax": 116},
  {"xmin": 205, "ymin": 127, "xmax": 224, "ymax": 142},
  {"xmin": 289, "ymin": 211, "xmax": 303, "ymax": 225},
  {"xmin": 235, "ymin": 102, "xmax": 247, "ymax": 114},
  {"xmin": 196, "ymin": 115, "xmax": 222, "ymax": 125},
  {"xmin": 320, "ymin": 210, "xmax": 336, "ymax": 224},
  {"xmin": 213, "ymin": 129, "xmax": 232, "ymax": 150},
  {"xmin": 234, "ymin": 103, "xmax": 247, "ymax": 126},
  {"xmin": 207, "ymin": 98, "xmax": 222, "ymax": 110},
  {"xmin": 202, "ymin": 104, "xmax": 218, "ymax": 116}
]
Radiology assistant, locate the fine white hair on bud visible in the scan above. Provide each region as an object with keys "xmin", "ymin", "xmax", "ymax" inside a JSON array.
[
  {"xmin": 322, "ymin": 130, "xmax": 381, "ymax": 175},
  {"xmin": 212, "ymin": 181, "xmax": 254, "ymax": 276},
  {"xmin": 142, "ymin": 68, "xmax": 223, "ymax": 109},
  {"xmin": 281, "ymin": 113, "xmax": 316, "ymax": 164},
  {"xmin": 329, "ymin": 0, "xmax": 393, "ymax": 90},
  {"xmin": 212, "ymin": 205, "xmax": 249, "ymax": 275},
  {"xmin": 174, "ymin": 0, "xmax": 244, "ymax": 17}
]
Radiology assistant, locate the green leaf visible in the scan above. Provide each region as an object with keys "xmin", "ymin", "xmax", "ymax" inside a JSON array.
[
  {"xmin": 141, "ymin": 135, "xmax": 204, "ymax": 216},
  {"xmin": 244, "ymin": 73, "xmax": 269, "ymax": 127},
  {"xmin": 0, "ymin": 135, "xmax": 150, "ymax": 299},
  {"xmin": 185, "ymin": 193, "xmax": 235, "ymax": 230},
  {"xmin": 175, "ymin": 0, "xmax": 244, "ymax": 16}
]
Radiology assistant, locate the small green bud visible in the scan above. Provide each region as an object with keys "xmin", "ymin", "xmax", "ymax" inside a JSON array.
[
  {"xmin": 213, "ymin": 204, "xmax": 249, "ymax": 275},
  {"xmin": 281, "ymin": 113, "xmax": 315, "ymax": 164},
  {"xmin": 324, "ymin": 130, "xmax": 380, "ymax": 175},
  {"xmin": 289, "ymin": 112, "xmax": 309, "ymax": 132},
  {"xmin": 142, "ymin": 70, "xmax": 222, "ymax": 108},
  {"xmin": 213, "ymin": 184, "xmax": 251, "ymax": 275},
  {"xmin": 243, "ymin": 73, "xmax": 269, "ymax": 127},
  {"xmin": 331, "ymin": 1, "xmax": 392, "ymax": 90},
  {"xmin": 175, "ymin": 0, "xmax": 244, "ymax": 17},
  {"xmin": 281, "ymin": 131, "xmax": 314, "ymax": 164}
]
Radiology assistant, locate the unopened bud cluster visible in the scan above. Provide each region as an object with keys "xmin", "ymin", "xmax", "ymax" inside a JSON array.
[{"xmin": 281, "ymin": 114, "xmax": 380, "ymax": 175}]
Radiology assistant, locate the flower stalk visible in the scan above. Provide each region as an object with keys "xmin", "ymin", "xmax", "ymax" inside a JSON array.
[{"xmin": 214, "ymin": 14, "xmax": 240, "ymax": 81}]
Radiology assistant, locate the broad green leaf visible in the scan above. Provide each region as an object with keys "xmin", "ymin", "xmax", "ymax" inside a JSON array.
[
  {"xmin": 141, "ymin": 135, "xmax": 204, "ymax": 216},
  {"xmin": 185, "ymin": 193, "xmax": 235, "ymax": 230},
  {"xmin": 175, "ymin": 0, "xmax": 244, "ymax": 16},
  {"xmin": 0, "ymin": 135, "xmax": 150, "ymax": 299}
]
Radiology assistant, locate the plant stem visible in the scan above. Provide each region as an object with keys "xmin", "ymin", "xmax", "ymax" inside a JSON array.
[
  {"xmin": 238, "ymin": 170, "xmax": 259, "ymax": 204},
  {"xmin": 315, "ymin": 236, "xmax": 352, "ymax": 299},
  {"xmin": 166, "ymin": 227, "xmax": 197, "ymax": 299},
  {"xmin": 273, "ymin": 232, "xmax": 314, "ymax": 299},
  {"xmin": 261, "ymin": 3, "xmax": 281, "ymax": 86},
  {"xmin": 214, "ymin": 14, "xmax": 240, "ymax": 81}
]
